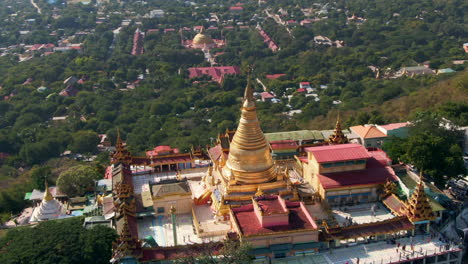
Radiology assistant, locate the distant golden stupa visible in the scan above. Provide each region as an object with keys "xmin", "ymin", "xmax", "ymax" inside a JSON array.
[{"xmin": 192, "ymin": 27, "xmax": 214, "ymax": 48}]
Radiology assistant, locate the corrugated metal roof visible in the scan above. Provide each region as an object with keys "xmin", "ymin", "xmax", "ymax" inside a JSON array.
[
  {"xmin": 305, "ymin": 143, "xmax": 370, "ymax": 163},
  {"xmin": 265, "ymin": 130, "xmax": 324, "ymax": 142}
]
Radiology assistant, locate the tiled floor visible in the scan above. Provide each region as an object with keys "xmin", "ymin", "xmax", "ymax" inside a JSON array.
[
  {"xmin": 271, "ymin": 254, "xmax": 329, "ymax": 264},
  {"xmin": 137, "ymin": 213, "xmax": 224, "ymax": 247},
  {"xmin": 332, "ymin": 203, "xmax": 394, "ymax": 226},
  {"xmin": 323, "ymin": 235, "xmax": 456, "ymax": 264},
  {"xmin": 258, "ymin": 235, "xmax": 458, "ymax": 264}
]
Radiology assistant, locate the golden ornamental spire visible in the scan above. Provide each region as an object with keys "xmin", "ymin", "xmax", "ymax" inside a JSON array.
[
  {"xmin": 224, "ymin": 78, "xmax": 276, "ymax": 184},
  {"xmin": 112, "ymin": 216, "xmax": 141, "ymax": 260},
  {"xmin": 112, "ymin": 129, "xmax": 132, "ymax": 165},
  {"xmin": 43, "ymin": 180, "xmax": 53, "ymax": 201},
  {"xmin": 328, "ymin": 112, "xmax": 348, "ymax": 144},
  {"xmin": 401, "ymin": 171, "xmax": 436, "ymax": 222}
]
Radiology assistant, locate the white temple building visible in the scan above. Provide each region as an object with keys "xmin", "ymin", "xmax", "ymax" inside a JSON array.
[{"xmin": 30, "ymin": 184, "xmax": 65, "ymax": 222}]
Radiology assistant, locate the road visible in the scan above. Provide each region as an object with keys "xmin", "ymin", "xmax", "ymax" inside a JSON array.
[
  {"xmin": 264, "ymin": 9, "xmax": 293, "ymax": 37},
  {"xmin": 30, "ymin": 0, "xmax": 42, "ymax": 14}
]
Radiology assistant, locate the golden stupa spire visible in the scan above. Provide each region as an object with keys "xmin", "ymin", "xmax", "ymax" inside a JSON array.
[
  {"xmin": 43, "ymin": 180, "xmax": 53, "ymax": 201},
  {"xmin": 224, "ymin": 78, "xmax": 276, "ymax": 184},
  {"xmin": 328, "ymin": 111, "xmax": 348, "ymax": 144},
  {"xmin": 402, "ymin": 171, "xmax": 436, "ymax": 222}
]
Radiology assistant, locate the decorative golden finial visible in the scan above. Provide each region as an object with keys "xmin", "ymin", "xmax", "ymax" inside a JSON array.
[
  {"xmin": 112, "ymin": 128, "xmax": 132, "ymax": 165},
  {"xmin": 328, "ymin": 111, "xmax": 348, "ymax": 144},
  {"xmin": 170, "ymin": 205, "xmax": 176, "ymax": 214},
  {"xmin": 43, "ymin": 180, "xmax": 53, "ymax": 201},
  {"xmin": 255, "ymin": 187, "xmax": 265, "ymax": 196},
  {"xmin": 243, "ymin": 76, "xmax": 255, "ymax": 109}
]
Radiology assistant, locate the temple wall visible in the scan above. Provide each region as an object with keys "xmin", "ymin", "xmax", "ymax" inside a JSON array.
[
  {"xmin": 259, "ymin": 213, "xmax": 289, "ymax": 228},
  {"xmin": 153, "ymin": 195, "xmax": 192, "ymax": 214},
  {"xmin": 319, "ymin": 162, "xmax": 366, "ymax": 174},
  {"xmin": 245, "ymin": 230, "xmax": 319, "ymax": 248},
  {"xmin": 324, "ymin": 186, "xmax": 379, "ymax": 205}
]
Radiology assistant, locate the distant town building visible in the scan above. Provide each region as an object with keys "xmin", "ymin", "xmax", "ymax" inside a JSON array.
[
  {"xmin": 396, "ymin": 66, "xmax": 434, "ymax": 77},
  {"xmin": 131, "ymin": 28, "xmax": 144, "ymax": 56},
  {"xmin": 257, "ymin": 26, "xmax": 279, "ymax": 52},
  {"xmin": 147, "ymin": 9, "xmax": 165, "ymax": 18},
  {"xmin": 188, "ymin": 66, "xmax": 240, "ymax": 83}
]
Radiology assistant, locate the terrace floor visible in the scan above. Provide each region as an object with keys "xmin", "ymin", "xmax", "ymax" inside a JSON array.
[{"xmin": 331, "ymin": 202, "xmax": 395, "ymax": 226}]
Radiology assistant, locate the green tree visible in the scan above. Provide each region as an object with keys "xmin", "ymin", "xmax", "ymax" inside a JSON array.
[
  {"xmin": 70, "ymin": 130, "xmax": 100, "ymax": 154},
  {"xmin": 383, "ymin": 112, "xmax": 466, "ymax": 186},
  {"xmin": 0, "ymin": 217, "xmax": 117, "ymax": 264},
  {"xmin": 29, "ymin": 166, "xmax": 53, "ymax": 190},
  {"xmin": 56, "ymin": 165, "xmax": 101, "ymax": 197}
]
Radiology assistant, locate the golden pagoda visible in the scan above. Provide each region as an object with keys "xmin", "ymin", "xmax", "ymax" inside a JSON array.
[
  {"xmin": 401, "ymin": 172, "xmax": 436, "ymax": 223},
  {"xmin": 328, "ymin": 113, "xmax": 348, "ymax": 144},
  {"xmin": 192, "ymin": 27, "xmax": 214, "ymax": 48},
  {"xmin": 207, "ymin": 79, "xmax": 291, "ymax": 214}
]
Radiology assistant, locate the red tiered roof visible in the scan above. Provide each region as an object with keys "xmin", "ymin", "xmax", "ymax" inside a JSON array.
[
  {"xmin": 257, "ymin": 197, "xmax": 287, "ymax": 214},
  {"xmin": 232, "ymin": 200, "xmax": 317, "ymax": 236},
  {"xmin": 305, "ymin": 143, "xmax": 371, "ymax": 163},
  {"xmin": 317, "ymin": 157, "xmax": 398, "ymax": 189},
  {"xmin": 270, "ymin": 140, "xmax": 298, "ymax": 150},
  {"xmin": 188, "ymin": 66, "xmax": 241, "ymax": 83},
  {"xmin": 146, "ymin": 145, "xmax": 179, "ymax": 157}
]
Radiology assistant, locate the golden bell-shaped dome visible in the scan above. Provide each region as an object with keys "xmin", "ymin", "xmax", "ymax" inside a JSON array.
[
  {"xmin": 225, "ymin": 80, "xmax": 277, "ymax": 184},
  {"xmin": 193, "ymin": 27, "xmax": 214, "ymax": 46}
]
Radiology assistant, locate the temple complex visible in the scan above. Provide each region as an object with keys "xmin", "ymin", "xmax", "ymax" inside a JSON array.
[
  {"xmin": 30, "ymin": 182, "xmax": 65, "ymax": 222},
  {"xmin": 205, "ymin": 80, "xmax": 295, "ymax": 215},
  {"xmin": 106, "ymin": 78, "xmax": 461, "ymax": 264}
]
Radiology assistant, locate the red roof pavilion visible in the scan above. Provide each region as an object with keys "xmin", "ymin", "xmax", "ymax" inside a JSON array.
[{"xmin": 305, "ymin": 143, "xmax": 371, "ymax": 163}]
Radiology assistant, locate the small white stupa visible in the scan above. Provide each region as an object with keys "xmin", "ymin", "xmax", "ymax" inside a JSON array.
[{"xmin": 30, "ymin": 182, "xmax": 64, "ymax": 222}]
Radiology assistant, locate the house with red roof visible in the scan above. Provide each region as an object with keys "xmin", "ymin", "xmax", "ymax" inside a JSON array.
[
  {"xmin": 229, "ymin": 6, "xmax": 243, "ymax": 12},
  {"xmin": 269, "ymin": 140, "xmax": 298, "ymax": 159},
  {"xmin": 146, "ymin": 145, "xmax": 180, "ymax": 157},
  {"xmin": 350, "ymin": 125, "xmax": 387, "ymax": 148},
  {"xmin": 260, "ymin": 91, "xmax": 275, "ymax": 102},
  {"xmin": 300, "ymin": 144, "xmax": 397, "ymax": 205},
  {"xmin": 265, "ymin": 73, "xmax": 286, "ymax": 80},
  {"xmin": 376, "ymin": 122, "xmax": 409, "ymax": 138},
  {"xmin": 230, "ymin": 195, "xmax": 319, "ymax": 258},
  {"xmin": 188, "ymin": 66, "xmax": 240, "ymax": 83}
]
